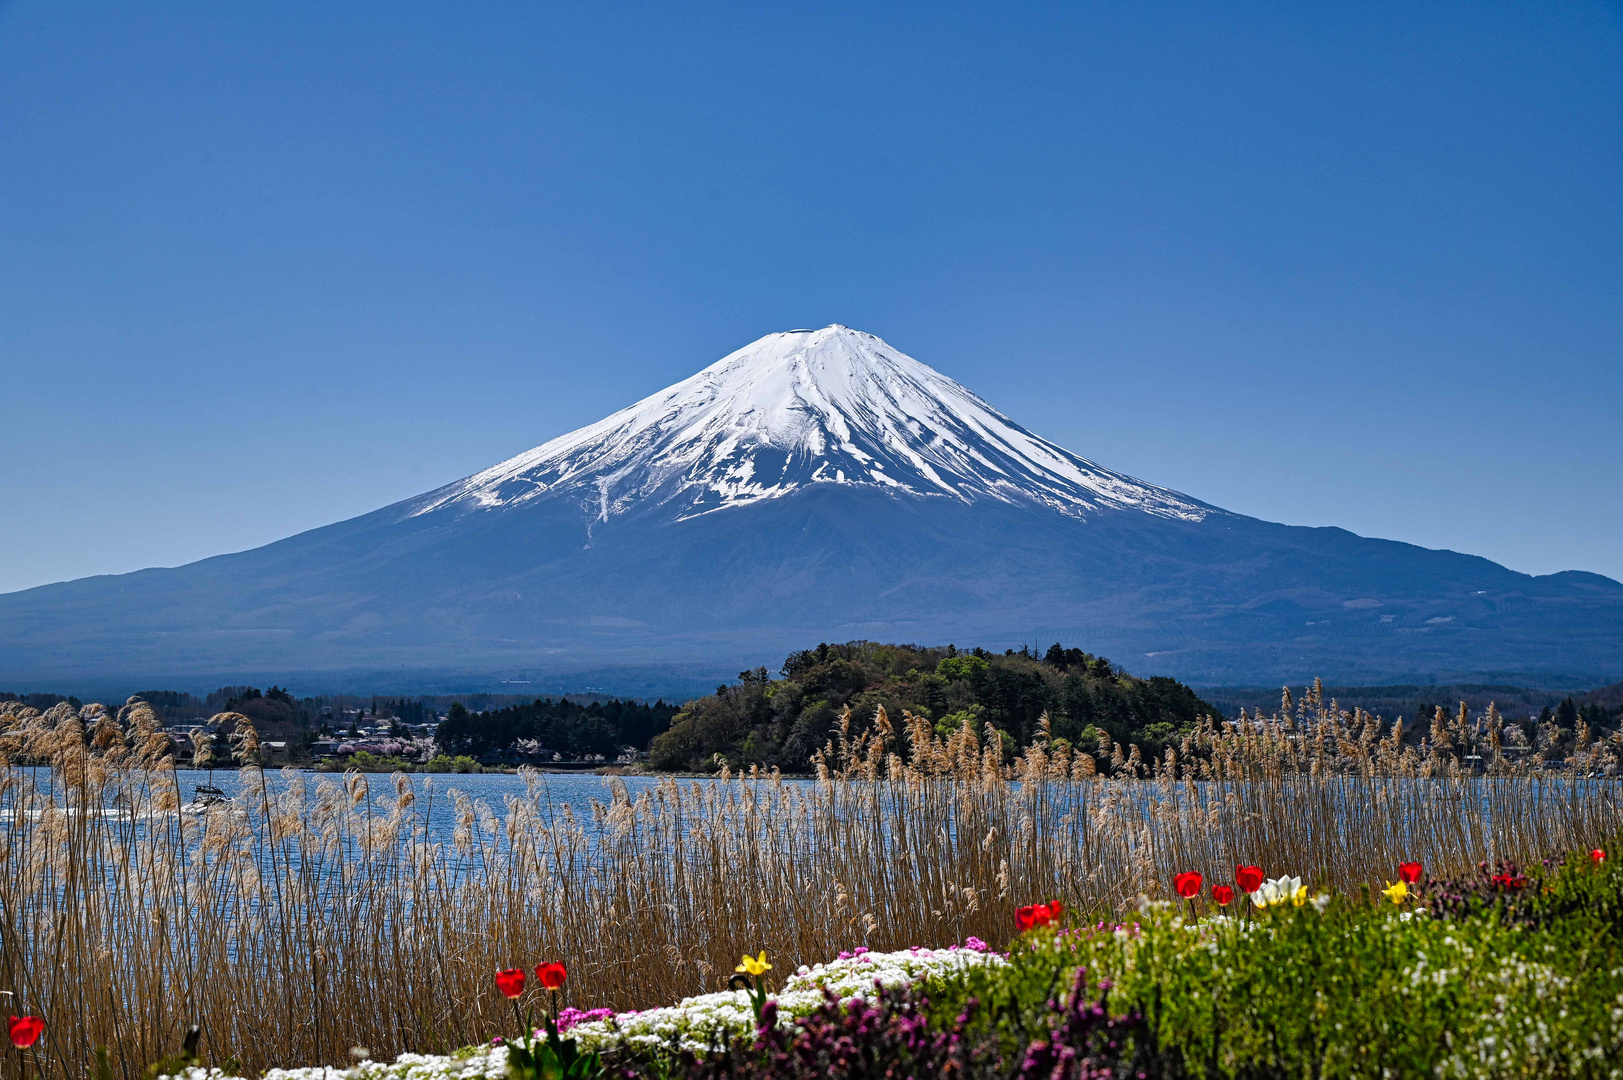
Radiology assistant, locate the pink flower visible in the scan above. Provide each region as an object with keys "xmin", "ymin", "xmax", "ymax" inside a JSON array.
[{"xmin": 555, "ymin": 1007, "xmax": 613, "ymax": 1033}]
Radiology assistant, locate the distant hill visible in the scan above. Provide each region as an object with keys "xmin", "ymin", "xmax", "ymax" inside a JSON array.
[
  {"xmin": 3, "ymin": 324, "xmax": 1621, "ymax": 689},
  {"xmin": 1582, "ymin": 680, "xmax": 1623, "ymax": 711},
  {"xmin": 648, "ymin": 641, "xmax": 1220, "ymax": 773}
]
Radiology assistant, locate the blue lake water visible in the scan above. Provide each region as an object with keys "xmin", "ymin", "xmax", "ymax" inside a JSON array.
[{"xmin": 151, "ymin": 767, "xmax": 790, "ymax": 847}]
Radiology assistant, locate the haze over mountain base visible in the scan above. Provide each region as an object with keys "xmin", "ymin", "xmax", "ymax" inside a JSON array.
[{"xmin": 3, "ymin": 326, "xmax": 1619, "ymax": 692}]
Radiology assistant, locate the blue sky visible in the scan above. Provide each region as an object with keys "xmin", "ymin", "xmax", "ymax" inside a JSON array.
[{"xmin": 1, "ymin": 0, "xmax": 1619, "ymax": 594}]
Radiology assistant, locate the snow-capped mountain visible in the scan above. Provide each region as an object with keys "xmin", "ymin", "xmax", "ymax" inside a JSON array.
[
  {"xmin": 2, "ymin": 324, "xmax": 1621, "ymax": 691},
  {"xmin": 411, "ymin": 325, "xmax": 1208, "ymax": 526}
]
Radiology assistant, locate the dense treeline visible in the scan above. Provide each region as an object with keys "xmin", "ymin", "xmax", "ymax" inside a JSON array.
[
  {"xmin": 648, "ymin": 641, "xmax": 1220, "ymax": 773},
  {"xmin": 0, "ymin": 691, "xmax": 85, "ymax": 712},
  {"xmin": 434, "ymin": 697, "xmax": 680, "ymax": 759},
  {"xmin": 13, "ymin": 657, "xmax": 1615, "ymax": 774},
  {"xmin": 113, "ymin": 688, "xmax": 627, "ymax": 730},
  {"xmin": 1206, "ymin": 682, "xmax": 1621, "ymax": 734},
  {"xmin": 1534, "ymin": 694, "xmax": 1620, "ymax": 735}
]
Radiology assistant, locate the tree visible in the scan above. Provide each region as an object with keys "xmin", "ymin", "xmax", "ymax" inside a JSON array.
[{"xmin": 649, "ymin": 640, "xmax": 1218, "ymax": 774}]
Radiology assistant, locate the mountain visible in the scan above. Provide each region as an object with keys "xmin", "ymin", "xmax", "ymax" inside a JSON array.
[
  {"xmin": 3, "ymin": 324, "xmax": 1621, "ymax": 691},
  {"xmin": 415, "ymin": 325, "xmax": 1208, "ymax": 526}
]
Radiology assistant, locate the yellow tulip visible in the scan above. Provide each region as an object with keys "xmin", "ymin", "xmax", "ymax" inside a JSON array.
[
  {"xmin": 1382, "ymin": 880, "xmax": 1408, "ymax": 905},
  {"xmin": 735, "ymin": 951, "xmax": 771, "ymax": 976},
  {"xmin": 1292, "ymin": 884, "xmax": 1308, "ymax": 907}
]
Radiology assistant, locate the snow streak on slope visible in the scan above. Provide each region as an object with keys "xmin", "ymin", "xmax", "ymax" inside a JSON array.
[{"xmin": 412, "ymin": 325, "xmax": 1210, "ymax": 525}]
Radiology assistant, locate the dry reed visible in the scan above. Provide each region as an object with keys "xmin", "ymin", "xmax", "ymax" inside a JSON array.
[{"xmin": 0, "ymin": 687, "xmax": 1618, "ymax": 1079}]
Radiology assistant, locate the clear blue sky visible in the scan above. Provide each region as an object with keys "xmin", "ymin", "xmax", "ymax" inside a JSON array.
[{"xmin": 2, "ymin": 0, "xmax": 1620, "ymax": 595}]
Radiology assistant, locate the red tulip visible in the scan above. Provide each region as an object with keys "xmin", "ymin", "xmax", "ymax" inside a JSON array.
[
  {"xmin": 495, "ymin": 968, "xmax": 526, "ymax": 999},
  {"xmin": 1173, "ymin": 872, "xmax": 1203, "ymax": 899},
  {"xmin": 1592, "ymin": 849, "xmax": 1607, "ymax": 863},
  {"xmin": 8, "ymin": 1016, "xmax": 43, "ymax": 1050},
  {"xmin": 1212, "ymin": 885, "xmax": 1235, "ymax": 906},
  {"xmin": 536, "ymin": 962, "xmax": 568, "ymax": 990},
  {"xmin": 1235, "ymin": 865, "xmax": 1264, "ymax": 894},
  {"xmin": 1398, "ymin": 862, "xmax": 1423, "ymax": 884},
  {"xmin": 1016, "ymin": 903, "xmax": 1057, "ymax": 931}
]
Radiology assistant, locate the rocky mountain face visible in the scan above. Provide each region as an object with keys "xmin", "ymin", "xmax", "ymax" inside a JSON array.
[{"xmin": 3, "ymin": 325, "xmax": 1620, "ymax": 691}]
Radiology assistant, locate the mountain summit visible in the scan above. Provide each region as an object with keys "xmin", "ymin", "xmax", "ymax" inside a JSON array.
[
  {"xmin": 414, "ymin": 325, "xmax": 1206, "ymax": 526},
  {"xmin": 2, "ymin": 326, "xmax": 1620, "ymax": 690}
]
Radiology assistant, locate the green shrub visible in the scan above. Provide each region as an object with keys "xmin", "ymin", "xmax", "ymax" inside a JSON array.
[{"xmin": 419, "ymin": 753, "xmax": 483, "ymax": 773}]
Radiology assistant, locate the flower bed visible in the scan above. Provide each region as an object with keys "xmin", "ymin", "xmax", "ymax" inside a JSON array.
[
  {"xmin": 565, "ymin": 942, "xmax": 1002, "ymax": 1056},
  {"xmin": 138, "ymin": 944, "xmax": 1005, "ymax": 1080},
  {"xmin": 27, "ymin": 844, "xmax": 1623, "ymax": 1079}
]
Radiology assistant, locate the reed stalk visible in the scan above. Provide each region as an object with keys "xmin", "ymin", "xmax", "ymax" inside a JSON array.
[{"xmin": 0, "ymin": 693, "xmax": 1617, "ymax": 1078}]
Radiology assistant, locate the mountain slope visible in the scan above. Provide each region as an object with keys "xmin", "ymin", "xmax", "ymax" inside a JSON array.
[
  {"xmin": 411, "ymin": 325, "xmax": 1209, "ymax": 524},
  {"xmin": 2, "ymin": 326, "xmax": 1620, "ymax": 690}
]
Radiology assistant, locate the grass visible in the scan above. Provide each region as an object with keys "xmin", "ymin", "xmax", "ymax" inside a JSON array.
[{"xmin": 0, "ymin": 690, "xmax": 1619, "ymax": 1079}]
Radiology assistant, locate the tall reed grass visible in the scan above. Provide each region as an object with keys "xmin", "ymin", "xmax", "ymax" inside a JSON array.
[{"xmin": 0, "ymin": 689, "xmax": 1618, "ymax": 1079}]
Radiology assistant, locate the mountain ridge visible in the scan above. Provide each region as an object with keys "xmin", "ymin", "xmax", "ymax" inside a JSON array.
[{"xmin": 2, "ymin": 325, "xmax": 1620, "ymax": 691}]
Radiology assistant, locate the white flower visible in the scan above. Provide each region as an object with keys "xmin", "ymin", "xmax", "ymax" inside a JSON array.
[
  {"xmin": 1249, "ymin": 875, "xmax": 1304, "ymax": 909},
  {"xmin": 562, "ymin": 945, "xmax": 1005, "ymax": 1056},
  {"xmin": 1137, "ymin": 893, "xmax": 1173, "ymax": 915},
  {"xmin": 163, "ymin": 945, "xmax": 1004, "ymax": 1076}
]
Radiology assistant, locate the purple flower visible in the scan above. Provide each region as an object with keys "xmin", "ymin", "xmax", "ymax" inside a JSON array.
[{"xmin": 556, "ymin": 1007, "xmax": 613, "ymax": 1032}]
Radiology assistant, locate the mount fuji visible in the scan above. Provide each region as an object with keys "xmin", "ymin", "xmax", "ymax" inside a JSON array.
[
  {"xmin": 3, "ymin": 325, "xmax": 1621, "ymax": 691},
  {"xmin": 415, "ymin": 325, "xmax": 1209, "ymax": 527}
]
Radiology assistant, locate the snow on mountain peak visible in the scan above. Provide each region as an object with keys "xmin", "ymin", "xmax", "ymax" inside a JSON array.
[{"xmin": 411, "ymin": 325, "xmax": 1209, "ymax": 524}]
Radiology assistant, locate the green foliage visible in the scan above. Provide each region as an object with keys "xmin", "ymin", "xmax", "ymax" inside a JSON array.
[
  {"xmin": 936, "ymin": 654, "xmax": 990, "ymax": 681},
  {"xmin": 342, "ymin": 750, "xmax": 417, "ymax": 772},
  {"xmin": 419, "ymin": 753, "xmax": 484, "ymax": 773},
  {"xmin": 507, "ymin": 1019, "xmax": 605, "ymax": 1080},
  {"xmin": 918, "ymin": 841, "xmax": 1623, "ymax": 1078},
  {"xmin": 649, "ymin": 641, "xmax": 1220, "ymax": 773},
  {"xmin": 935, "ymin": 705, "xmax": 985, "ymax": 739}
]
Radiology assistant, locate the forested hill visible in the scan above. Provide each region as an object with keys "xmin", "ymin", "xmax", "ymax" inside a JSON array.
[{"xmin": 649, "ymin": 641, "xmax": 1220, "ymax": 773}]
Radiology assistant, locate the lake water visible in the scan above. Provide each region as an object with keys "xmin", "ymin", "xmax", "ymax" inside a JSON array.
[
  {"xmin": 16, "ymin": 766, "xmax": 1613, "ymax": 863},
  {"xmin": 152, "ymin": 767, "xmax": 790, "ymax": 847}
]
